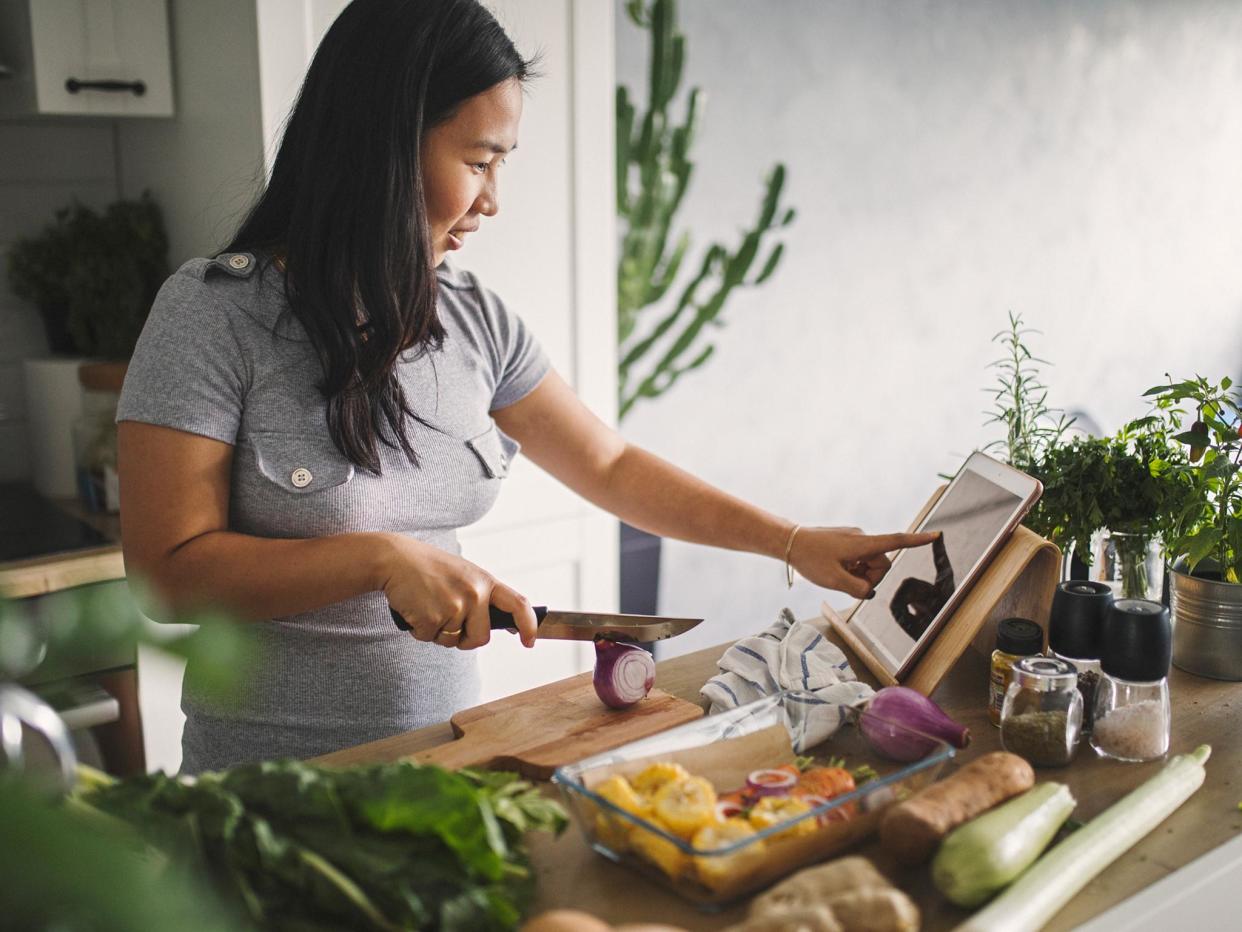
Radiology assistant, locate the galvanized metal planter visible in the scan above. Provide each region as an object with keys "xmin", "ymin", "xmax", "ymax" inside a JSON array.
[{"xmin": 1170, "ymin": 567, "xmax": 1242, "ymax": 681}]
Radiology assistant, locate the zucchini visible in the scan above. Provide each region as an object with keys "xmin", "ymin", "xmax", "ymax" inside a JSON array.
[
  {"xmin": 931, "ymin": 782, "xmax": 1075, "ymax": 907},
  {"xmin": 957, "ymin": 744, "xmax": 1211, "ymax": 932}
]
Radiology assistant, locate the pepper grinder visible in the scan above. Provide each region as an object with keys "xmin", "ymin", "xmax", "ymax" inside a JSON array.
[
  {"xmin": 1048, "ymin": 580, "xmax": 1113, "ymax": 733},
  {"xmin": 1091, "ymin": 598, "xmax": 1172, "ymax": 762}
]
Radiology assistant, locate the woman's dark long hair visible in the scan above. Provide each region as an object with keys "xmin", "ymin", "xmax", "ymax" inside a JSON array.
[{"xmin": 226, "ymin": 0, "xmax": 533, "ymax": 472}]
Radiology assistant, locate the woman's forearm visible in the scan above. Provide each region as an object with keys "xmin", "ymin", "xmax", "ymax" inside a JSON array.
[
  {"xmin": 593, "ymin": 444, "xmax": 795, "ymax": 560},
  {"xmin": 133, "ymin": 530, "xmax": 396, "ymax": 622}
]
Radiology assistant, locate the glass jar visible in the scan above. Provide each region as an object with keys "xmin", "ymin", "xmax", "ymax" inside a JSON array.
[
  {"xmin": 1048, "ymin": 579, "xmax": 1112, "ymax": 735},
  {"xmin": 1093, "ymin": 530, "xmax": 1164, "ymax": 602},
  {"xmin": 1000, "ymin": 656, "xmax": 1082, "ymax": 767},
  {"xmin": 1091, "ymin": 598, "xmax": 1173, "ymax": 763},
  {"xmin": 1050, "ymin": 652, "xmax": 1101, "ymax": 733},
  {"xmin": 72, "ymin": 389, "xmax": 120, "ymax": 513},
  {"xmin": 1091, "ymin": 675, "xmax": 1170, "ymax": 762},
  {"xmin": 989, "ymin": 617, "xmax": 1044, "ymax": 727}
]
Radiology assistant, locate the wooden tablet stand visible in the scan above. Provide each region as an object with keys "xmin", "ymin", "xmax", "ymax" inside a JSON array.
[{"xmin": 824, "ymin": 488, "xmax": 1062, "ymax": 696}]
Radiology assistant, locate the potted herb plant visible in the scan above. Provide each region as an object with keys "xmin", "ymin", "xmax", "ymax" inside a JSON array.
[
  {"xmin": 1131, "ymin": 376, "xmax": 1242, "ymax": 680},
  {"xmin": 1026, "ymin": 429, "xmax": 1193, "ymax": 600},
  {"xmin": 6, "ymin": 192, "xmax": 168, "ymax": 499},
  {"xmin": 7, "ymin": 191, "xmax": 168, "ymax": 364}
]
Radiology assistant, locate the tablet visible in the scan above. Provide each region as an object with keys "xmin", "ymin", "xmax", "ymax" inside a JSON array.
[{"xmin": 847, "ymin": 451, "xmax": 1042, "ymax": 679}]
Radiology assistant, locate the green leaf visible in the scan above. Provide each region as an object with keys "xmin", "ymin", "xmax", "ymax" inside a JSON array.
[
  {"xmin": 1172, "ymin": 429, "xmax": 1211, "ymax": 446},
  {"xmin": 1186, "ymin": 529, "xmax": 1223, "ymax": 569}
]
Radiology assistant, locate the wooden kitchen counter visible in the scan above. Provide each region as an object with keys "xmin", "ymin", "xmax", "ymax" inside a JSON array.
[
  {"xmin": 0, "ymin": 497, "xmax": 123, "ymax": 599},
  {"xmin": 321, "ymin": 628, "xmax": 1242, "ymax": 930}
]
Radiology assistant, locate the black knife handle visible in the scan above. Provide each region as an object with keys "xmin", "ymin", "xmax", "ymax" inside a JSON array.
[
  {"xmin": 489, "ymin": 605, "xmax": 549, "ymax": 629},
  {"xmin": 388, "ymin": 603, "xmax": 548, "ymax": 632}
]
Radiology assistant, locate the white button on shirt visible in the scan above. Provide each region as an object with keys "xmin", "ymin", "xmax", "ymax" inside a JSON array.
[
  {"xmin": 229, "ymin": 254, "xmax": 250, "ymax": 270},
  {"xmin": 290, "ymin": 467, "xmax": 313, "ymax": 488}
]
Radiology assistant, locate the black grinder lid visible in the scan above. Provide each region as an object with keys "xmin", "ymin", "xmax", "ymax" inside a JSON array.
[
  {"xmin": 1100, "ymin": 598, "xmax": 1172, "ymax": 682},
  {"xmin": 996, "ymin": 617, "xmax": 1044, "ymax": 656},
  {"xmin": 1049, "ymin": 579, "xmax": 1114, "ymax": 660}
]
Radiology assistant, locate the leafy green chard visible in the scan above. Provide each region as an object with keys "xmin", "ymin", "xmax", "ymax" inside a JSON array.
[
  {"xmin": 1132, "ymin": 376, "xmax": 1242, "ymax": 583},
  {"xmin": 80, "ymin": 759, "xmax": 567, "ymax": 932}
]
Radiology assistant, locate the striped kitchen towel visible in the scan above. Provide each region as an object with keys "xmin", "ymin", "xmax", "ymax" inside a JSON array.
[{"xmin": 700, "ymin": 608, "xmax": 873, "ymax": 752}]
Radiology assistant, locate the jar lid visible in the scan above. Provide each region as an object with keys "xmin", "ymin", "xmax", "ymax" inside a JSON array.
[
  {"xmin": 1012, "ymin": 655, "xmax": 1078, "ymax": 691},
  {"xmin": 996, "ymin": 617, "xmax": 1044, "ymax": 656},
  {"xmin": 1100, "ymin": 598, "xmax": 1171, "ymax": 682},
  {"xmin": 1049, "ymin": 580, "xmax": 1113, "ymax": 660}
]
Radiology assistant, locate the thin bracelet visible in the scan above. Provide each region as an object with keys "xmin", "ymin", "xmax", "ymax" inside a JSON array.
[{"xmin": 783, "ymin": 524, "xmax": 802, "ymax": 588}]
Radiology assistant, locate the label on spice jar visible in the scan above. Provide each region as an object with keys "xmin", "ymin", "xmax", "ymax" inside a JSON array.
[{"xmin": 989, "ymin": 654, "xmax": 1018, "ymax": 726}]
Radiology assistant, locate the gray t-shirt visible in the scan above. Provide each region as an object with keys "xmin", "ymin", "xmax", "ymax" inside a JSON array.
[{"xmin": 117, "ymin": 252, "xmax": 550, "ymax": 773}]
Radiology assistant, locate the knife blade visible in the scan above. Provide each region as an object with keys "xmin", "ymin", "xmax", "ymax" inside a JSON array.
[{"xmin": 388, "ymin": 604, "xmax": 701, "ymax": 642}]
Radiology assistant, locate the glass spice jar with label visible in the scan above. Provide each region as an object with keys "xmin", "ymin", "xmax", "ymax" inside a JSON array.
[
  {"xmin": 1000, "ymin": 656, "xmax": 1082, "ymax": 767},
  {"xmin": 989, "ymin": 617, "xmax": 1044, "ymax": 726}
]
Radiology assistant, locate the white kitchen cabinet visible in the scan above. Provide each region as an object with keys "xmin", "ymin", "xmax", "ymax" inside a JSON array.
[{"xmin": 0, "ymin": 0, "xmax": 174, "ymax": 118}]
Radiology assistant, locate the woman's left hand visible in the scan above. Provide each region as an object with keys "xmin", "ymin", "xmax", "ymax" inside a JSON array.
[{"xmin": 788, "ymin": 526, "xmax": 940, "ymax": 598}]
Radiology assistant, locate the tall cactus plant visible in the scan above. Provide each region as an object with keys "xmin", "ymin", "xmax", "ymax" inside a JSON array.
[{"xmin": 617, "ymin": 0, "xmax": 796, "ymax": 420}]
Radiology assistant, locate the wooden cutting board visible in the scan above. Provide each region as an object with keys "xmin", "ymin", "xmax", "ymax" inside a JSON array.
[{"xmin": 412, "ymin": 671, "xmax": 705, "ymax": 780}]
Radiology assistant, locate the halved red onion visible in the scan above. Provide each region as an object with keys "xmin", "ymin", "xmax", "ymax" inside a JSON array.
[
  {"xmin": 746, "ymin": 768, "xmax": 798, "ymax": 796},
  {"xmin": 593, "ymin": 640, "xmax": 656, "ymax": 709}
]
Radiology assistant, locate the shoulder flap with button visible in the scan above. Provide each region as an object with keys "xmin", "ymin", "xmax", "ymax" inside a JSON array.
[{"xmin": 209, "ymin": 252, "xmax": 258, "ymax": 279}]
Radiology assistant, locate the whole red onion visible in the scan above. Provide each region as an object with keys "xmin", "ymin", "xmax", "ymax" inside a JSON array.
[{"xmin": 860, "ymin": 686, "xmax": 971, "ymax": 761}]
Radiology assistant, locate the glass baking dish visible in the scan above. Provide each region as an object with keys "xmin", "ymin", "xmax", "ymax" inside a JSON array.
[{"xmin": 552, "ymin": 689, "xmax": 954, "ymax": 909}]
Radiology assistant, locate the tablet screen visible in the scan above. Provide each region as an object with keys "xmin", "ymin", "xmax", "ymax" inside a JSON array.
[{"xmin": 850, "ymin": 467, "xmax": 1027, "ymax": 675}]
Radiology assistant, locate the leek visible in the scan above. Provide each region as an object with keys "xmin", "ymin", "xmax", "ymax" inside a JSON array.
[{"xmin": 957, "ymin": 744, "xmax": 1211, "ymax": 932}]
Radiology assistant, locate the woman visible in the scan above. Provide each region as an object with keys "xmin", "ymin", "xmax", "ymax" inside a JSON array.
[{"xmin": 117, "ymin": 0, "xmax": 935, "ymax": 773}]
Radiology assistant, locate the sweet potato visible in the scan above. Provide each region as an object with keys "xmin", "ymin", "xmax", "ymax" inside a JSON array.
[{"xmin": 878, "ymin": 751, "xmax": 1034, "ymax": 865}]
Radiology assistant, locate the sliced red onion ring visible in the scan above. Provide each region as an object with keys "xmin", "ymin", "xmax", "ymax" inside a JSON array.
[{"xmin": 746, "ymin": 768, "xmax": 798, "ymax": 796}]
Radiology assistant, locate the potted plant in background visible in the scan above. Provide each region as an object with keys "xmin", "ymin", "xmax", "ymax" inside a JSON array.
[
  {"xmin": 1132, "ymin": 375, "xmax": 1242, "ymax": 680},
  {"xmin": 6, "ymin": 192, "xmax": 168, "ymax": 505},
  {"xmin": 1027, "ymin": 429, "xmax": 1193, "ymax": 600},
  {"xmin": 981, "ymin": 312, "xmax": 1077, "ymax": 477},
  {"xmin": 616, "ymin": 0, "xmax": 796, "ymax": 613},
  {"xmin": 977, "ymin": 312, "xmax": 1188, "ymax": 599}
]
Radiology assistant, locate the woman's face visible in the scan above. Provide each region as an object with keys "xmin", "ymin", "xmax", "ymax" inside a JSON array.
[{"xmin": 422, "ymin": 78, "xmax": 523, "ymax": 267}]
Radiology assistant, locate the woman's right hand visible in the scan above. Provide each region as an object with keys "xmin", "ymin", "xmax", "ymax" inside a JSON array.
[{"xmin": 378, "ymin": 533, "xmax": 539, "ymax": 651}]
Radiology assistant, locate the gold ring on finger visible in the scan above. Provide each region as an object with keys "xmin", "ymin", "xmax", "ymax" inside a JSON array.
[{"xmin": 440, "ymin": 628, "xmax": 463, "ymax": 638}]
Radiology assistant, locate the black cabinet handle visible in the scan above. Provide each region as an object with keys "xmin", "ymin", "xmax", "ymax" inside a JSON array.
[{"xmin": 65, "ymin": 78, "xmax": 146, "ymax": 96}]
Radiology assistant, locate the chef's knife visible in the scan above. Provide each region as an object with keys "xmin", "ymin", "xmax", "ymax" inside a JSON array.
[{"xmin": 388, "ymin": 604, "xmax": 701, "ymax": 642}]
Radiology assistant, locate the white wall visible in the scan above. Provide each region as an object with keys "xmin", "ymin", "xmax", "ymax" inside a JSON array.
[{"xmin": 616, "ymin": 0, "xmax": 1242, "ymax": 657}]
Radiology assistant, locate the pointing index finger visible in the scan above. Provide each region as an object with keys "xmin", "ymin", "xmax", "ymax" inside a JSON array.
[{"xmin": 849, "ymin": 530, "xmax": 941, "ymax": 557}]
